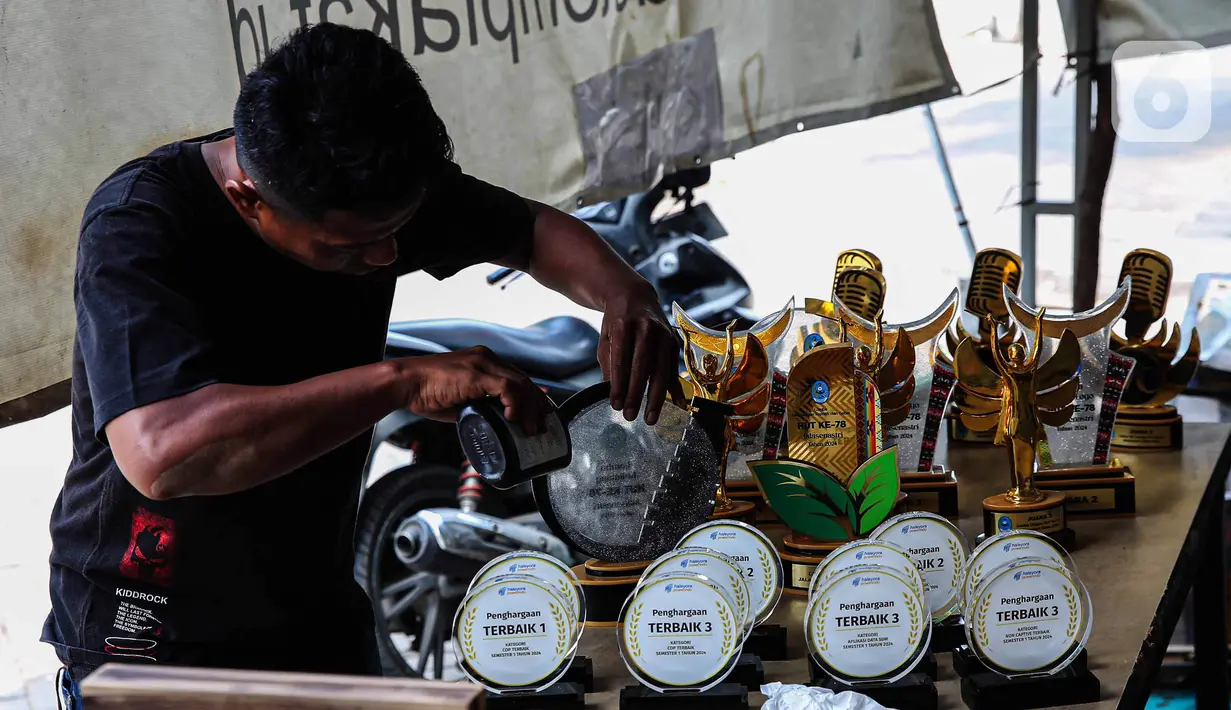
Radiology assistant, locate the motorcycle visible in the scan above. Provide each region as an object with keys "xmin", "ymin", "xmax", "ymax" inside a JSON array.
[{"xmin": 354, "ymin": 167, "xmax": 756, "ymax": 677}]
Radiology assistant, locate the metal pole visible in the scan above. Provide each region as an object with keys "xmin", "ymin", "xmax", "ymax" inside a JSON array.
[
  {"xmin": 1072, "ymin": 0, "xmax": 1096, "ymax": 306},
  {"xmin": 923, "ymin": 104, "xmax": 978, "ymax": 265},
  {"xmin": 1020, "ymin": 0, "xmax": 1040, "ymax": 305}
]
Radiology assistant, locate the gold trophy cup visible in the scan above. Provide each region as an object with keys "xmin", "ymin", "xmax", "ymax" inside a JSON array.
[
  {"xmin": 1110, "ymin": 249, "xmax": 1201, "ymax": 450},
  {"xmin": 953, "ymin": 313, "xmax": 1081, "ymax": 544}
]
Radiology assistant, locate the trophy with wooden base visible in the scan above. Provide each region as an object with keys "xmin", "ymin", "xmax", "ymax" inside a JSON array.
[
  {"xmin": 747, "ymin": 325, "xmax": 904, "ymax": 596},
  {"xmin": 832, "ymin": 270, "xmax": 963, "ymax": 519},
  {"xmin": 674, "ymin": 301, "xmax": 795, "ymax": 527},
  {"xmin": 952, "ymin": 312, "xmax": 1082, "ymax": 546},
  {"xmin": 944, "ymin": 248, "xmax": 1025, "ymax": 446},
  {"xmin": 1110, "ymin": 249, "xmax": 1201, "ymax": 450},
  {"xmin": 1005, "ymin": 281, "xmax": 1139, "ymax": 518}
]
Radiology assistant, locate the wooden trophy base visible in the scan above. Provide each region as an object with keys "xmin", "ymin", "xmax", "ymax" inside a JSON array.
[
  {"xmin": 710, "ymin": 498, "xmax": 758, "ymax": 525},
  {"xmin": 947, "ymin": 410, "xmax": 997, "ymax": 446},
  {"xmin": 900, "ymin": 467, "xmax": 960, "ymax": 518},
  {"xmin": 1112, "ymin": 405, "xmax": 1183, "ymax": 450},
  {"xmin": 573, "ymin": 559, "xmax": 650, "ymax": 626},
  {"xmin": 981, "ymin": 491, "xmax": 1075, "ymax": 548},
  {"xmin": 726, "ymin": 481, "xmax": 780, "ymax": 526},
  {"xmin": 1035, "ymin": 460, "xmax": 1136, "ymax": 518},
  {"xmin": 779, "ymin": 533, "xmax": 845, "ymax": 597}
]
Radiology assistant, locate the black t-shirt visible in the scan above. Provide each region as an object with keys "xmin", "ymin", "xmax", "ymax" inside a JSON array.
[{"xmin": 43, "ymin": 129, "xmax": 533, "ymax": 678}]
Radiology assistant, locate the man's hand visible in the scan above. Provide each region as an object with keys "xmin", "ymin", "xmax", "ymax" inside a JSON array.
[
  {"xmin": 598, "ymin": 282, "xmax": 684, "ymax": 425},
  {"xmin": 397, "ymin": 347, "xmax": 551, "ymax": 433}
]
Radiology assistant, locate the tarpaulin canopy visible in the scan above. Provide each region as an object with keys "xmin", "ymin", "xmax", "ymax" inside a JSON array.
[{"xmin": 0, "ymin": 0, "xmax": 958, "ymax": 423}]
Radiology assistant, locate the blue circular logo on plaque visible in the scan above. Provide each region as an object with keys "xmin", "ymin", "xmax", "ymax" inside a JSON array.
[
  {"xmin": 997, "ymin": 515, "xmax": 1013, "ymax": 532},
  {"xmin": 804, "ymin": 333, "xmax": 823, "ymax": 352},
  {"xmin": 811, "ymin": 380, "xmax": 830, "ymax": 404}
]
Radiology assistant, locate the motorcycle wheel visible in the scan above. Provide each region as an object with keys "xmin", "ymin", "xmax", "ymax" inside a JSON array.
[{"xmin": 354, "ymin": 463, "xmax": 506, "ymax": 678}]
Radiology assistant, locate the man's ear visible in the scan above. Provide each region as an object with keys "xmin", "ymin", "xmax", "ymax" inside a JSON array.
[{"xmin": 224, "ymin": 178, "xmax": 263, "ymax": 221}]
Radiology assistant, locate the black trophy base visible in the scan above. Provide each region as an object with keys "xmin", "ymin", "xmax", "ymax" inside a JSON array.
[
  {"xmin": 728, "ymin": 653, "xmax": 765, "ymax": 690},
  {"xmin": 822, "ymin": 674, "xmax": 938, "ymax": 710},
  {"xmin": 620, "ymin": 683, "xmax": 748, "ymax": 710},
  {"xmin": 1112, "ymin": 405, "xmax": 1182, "ymax": 451},
  {"xmin": 744, "ymin": 624, "xmax": 789, "ymax": 661},
  {"xmin": 561, "ymin": 655, "xmax": 594, "ymax": 693},
  {"xmin": 960, "ymin": 665, "xmax": 1100, "ymax": 710},
  {"xmin": 487, "ymin": 682, "xmax": 586, "ymax": 710},
  {"xmin": 930, "ymin": 616, "xmax": 968, "ymax": 654},
  {"xmin": 811, "ymin": 652, "xmax": 938, "ymax": 683},
  {"xmin": 900, "ymin": 468, "xmax": 960, "ymax": 519},
  {"xmin": 953, "ymin": 646, "xmax": 1088, "ymax": 678}
]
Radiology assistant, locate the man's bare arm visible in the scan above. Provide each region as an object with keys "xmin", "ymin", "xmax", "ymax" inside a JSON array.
[{"xmin": 107, "ymin": 348, "xmax": 548, "ymax": 500}]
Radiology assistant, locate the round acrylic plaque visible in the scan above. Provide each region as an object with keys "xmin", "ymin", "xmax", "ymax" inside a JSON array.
[
  {"xmin": 453, "ymin": 573, "xmax": 582, "ymax": 693},
  {"xmin": 808, "ymin": 539, "xmax": 926, "ymax": 601},
  {"xmin": 677, "ymin": 520, "xmax": 783, "ymax": 626},
  {"xmin": 619, "ymin": 570, "xmax": 745, "ymax": 692},
  {"xmin": 533, "ymin": 383, "xmax": 721, "ymax": 563},
  {"xmin": 966, "ymin": 557, "xmax": 1092, "ymax": 677},
  {"xmin": 806, "ymin": 564, "xmax": 932, "ymax": 685},
  {"xmin": 471, "ymin": 551, "xmax": 585, "ymax": 625},
  {"xmin": 871, "ymin": 512, "xmax": 970, "ymax": 621},
  {"xmin": 963, "ymin": 530, "xmax": 1075, "ymax": 614},
  {"xmin": 639, "ymin": 546, "xmax": 753, "ymax": 634}
]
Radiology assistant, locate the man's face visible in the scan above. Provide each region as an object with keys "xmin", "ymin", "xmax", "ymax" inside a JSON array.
[
  {"xmin": 254, "ymin": 199, "xmax": 420, "ymax": 275},
  {"xmin": 225, "ymin": 176, "xmax": 421, "ymax": 275}
]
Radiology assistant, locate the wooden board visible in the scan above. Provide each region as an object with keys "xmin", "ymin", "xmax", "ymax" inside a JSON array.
[{"xmin": 80, "ymin": 664, "xmax": 484, "ymax": 709}]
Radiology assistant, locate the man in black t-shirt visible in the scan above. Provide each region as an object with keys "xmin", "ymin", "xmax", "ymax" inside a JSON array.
[{"xmin": 44, "ymin": 23, "xmax": 681, "ymax": 694}]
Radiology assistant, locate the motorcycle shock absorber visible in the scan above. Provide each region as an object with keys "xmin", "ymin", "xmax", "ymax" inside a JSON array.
[{"xmin": 457, "ymin": 460, "xmax": 484, "ymax": 513}]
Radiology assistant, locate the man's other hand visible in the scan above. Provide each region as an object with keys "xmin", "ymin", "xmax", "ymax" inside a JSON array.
[
  {"xmin": 397, "ymin": 347, "xmax": 550, "ymax": 433},
  {"xmin": 598, "ymin": 283, "xmax": 684, "ymax": 425}
]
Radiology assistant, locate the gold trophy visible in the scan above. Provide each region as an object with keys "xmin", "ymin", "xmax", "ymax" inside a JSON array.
[
  {"xmin": 943, "ymin": 248, "xmax": 1026, "ymax": 445},
  {"xmin": 680, "ymin": 323, "xmax": 764, "ymax": 523},
  {"xmin": 832, "ymin": 267, "xmax": 963, "ymax": 518},
  {"xmin": 807, "ymin": 250, "xmax": 887, "ymax": 323},
  {"xmin": 1005, "ymin": 281, "xmax": 1139, "ymax": 518},
  {"xmin": 953, "ymin": 312, "xmax": 1081, "ymax": 544},
  {"xmin": 1110, "ymin": 249, "xmax": 1201, "ymax": 450},
  {"xmin": 674, "ymin": 301, "xmax": 794, "ymax": 523}
]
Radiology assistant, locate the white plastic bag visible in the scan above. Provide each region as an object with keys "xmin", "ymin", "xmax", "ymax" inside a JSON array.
[{"xmin": 761, "ymin": 683, "xmax": 892, "ymax": 710}]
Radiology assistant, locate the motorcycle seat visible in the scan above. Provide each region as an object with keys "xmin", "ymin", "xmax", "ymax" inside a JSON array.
[{"xmin": 387, "ymin": 316, "xmax": 600, "ymax": 380}]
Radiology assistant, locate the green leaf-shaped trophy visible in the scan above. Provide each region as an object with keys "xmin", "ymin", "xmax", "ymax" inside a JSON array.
[{"xmin": 749, "ymin": 311, "xmax": 903, "ymax": 596}]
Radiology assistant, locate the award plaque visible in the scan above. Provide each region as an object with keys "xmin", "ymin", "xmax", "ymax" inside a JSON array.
[
  {"xmin": 871, "ymin": 512, "xmax": 969, "ymax": 622},
  {"xmin": 639, "ymin": 546, "xmax": 753, "ymax": 635},
  {"xmin": 472, "ymin": 552, "xmax": 585, "ymax": 621},
  {"xmin": 960, "ymin": 557, "xmax": 1099, "ymax": 710},
  {"xmin": 944, "ymin": 248, "xmax": 1025, "ymax": 445},
  {"xmin": 837, "ymin": 285, "xmax": 963, "ymax": 518},
  {"xmin": 532, "ymin": 382, "xmax": 727, "ymax": 624},
  {"xmin": 808, "ymin": 539, "xmax": 927, "ymax": 602},
  {"xmin": 952, "ymin": 309, "xmax": 1082, "ymax": 545},
  {"xmin": 1110, "ymin": 249, "xmax": 1201, "ymax": 450},
  {"xmin": 747, "ymin": 325, "xmax": 904, "ymax": 592},
  {"xmin": 618, "ymin": 570, "xmax": 750, "ymax": 707},
  {"xmin": 453, "ymin": 573, "xmax": 582, "ymax": 701},
  {"xmin": 678, "ymin": 521, "xmax": 787, "ymax": 661},
  {"xmin": 961, "ymin": 530, "xmax": 1074, "ymax": 614},
  {"xmin": 806, "ymin": 565, "xmax": 938, "ymax": 710},
  {"xmin": 1006, "ymin": 282, "xmax": 1139, "ymax": 518}
]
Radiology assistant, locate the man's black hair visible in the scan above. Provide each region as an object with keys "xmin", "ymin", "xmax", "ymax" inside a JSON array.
[{"xmin": 233, "ymin": 23, "xmax": 454, "ymax": 222}]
